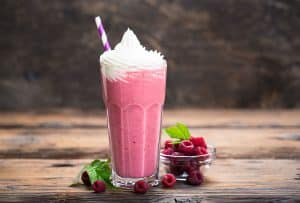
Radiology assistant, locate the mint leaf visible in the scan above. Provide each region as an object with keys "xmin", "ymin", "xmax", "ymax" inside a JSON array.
[
  {"xmin": 164, "ymin": 123, "xmax": 191, "ymax": 140},
  {"xmin": 86, "ymin": 164, "xmax": 102, "ymax": 184},
  {"xmin": 176, "ymin": 123, "xmax": 191, "ymax": 140},
  {"xmin": 164, "ymin": 127, "xmax": 183, "ymax": 139},
  {"xmin": 91, "ymin": 160, "xmax": 102, "ymax": 167},
  {"xmin": 97, "ymin": 162, "xmax": 111, "ymax": 184},
  {"xmin": 71, "ymin": 159, "xmax": 114, "ymax": 188},
  {"xmin": 171, "ymin": 140, "xmax": 181, "ymax": 145}
]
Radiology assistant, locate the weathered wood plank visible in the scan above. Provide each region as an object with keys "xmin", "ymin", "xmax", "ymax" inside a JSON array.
[
  {"xmin": 0, "ymin": 110, "xmax": 299, "ymax": 129},
  {"xmin": 0, "ymin": 159, "xmax": 299, "ymax": 202},
  {"xmin": 1, "ymin": 111, "xmax": 299, "ymax": 201},
  {"xmin": 0, "ymin": 128, "xmax": 299, "ymax": 159},
  {"xmin": 1, "ymin": 193, "xmax": 299, "ymax": 203}
]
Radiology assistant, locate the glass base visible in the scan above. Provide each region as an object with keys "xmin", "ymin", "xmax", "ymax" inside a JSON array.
[{"xmin": 111, "ymin": 170, "xmax": 160, "ymax": 189}]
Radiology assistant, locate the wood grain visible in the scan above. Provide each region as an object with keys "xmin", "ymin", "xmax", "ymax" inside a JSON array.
[
  {"xmin": 0, "ymin": 128, "xmax": 300, "ymax": 159},
  {"xmin": 0, "ymin": 159, "xmax": 299, "ymax": 202},
  {"xmin": 0, "ymin": 110, "xmax": 299, "ymax": 159},
  {"xmin": 0, "ymin": 109, "xmax": 299, "ymax": 128},
  {"xmin": 0, "ymin": 110, "xmax": 299, "ymax": 201}
]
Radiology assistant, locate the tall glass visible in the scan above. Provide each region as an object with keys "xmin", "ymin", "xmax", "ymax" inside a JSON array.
[{"xmin": 101, "ymin": 67, "xmax": 167, "ymax": 188}]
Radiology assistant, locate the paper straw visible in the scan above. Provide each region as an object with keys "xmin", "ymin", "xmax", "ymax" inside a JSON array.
[{"xmin": 94, "ymin": 16, "xmax": 111, "ymax": 51}]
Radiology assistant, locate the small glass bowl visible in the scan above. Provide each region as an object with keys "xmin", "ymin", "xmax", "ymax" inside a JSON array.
[{"xmin": 160, "ymin": 145, "xmax": 216, "ymax": 181}]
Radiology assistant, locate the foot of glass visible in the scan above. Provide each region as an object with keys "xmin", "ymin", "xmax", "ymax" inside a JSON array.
[{"xmin": 111, "ymin": 170, "xmax": 160, "ymax": 189}]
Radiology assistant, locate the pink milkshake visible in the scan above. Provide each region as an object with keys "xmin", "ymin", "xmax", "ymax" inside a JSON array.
[{"xmin": 100, "ymin": 29, "xmax": 167, "ymax": 187}]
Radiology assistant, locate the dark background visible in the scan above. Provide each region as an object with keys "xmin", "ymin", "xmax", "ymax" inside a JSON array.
[{"xmin": 1, "ymin": 0, "xmax": 300, "ymax": 111}]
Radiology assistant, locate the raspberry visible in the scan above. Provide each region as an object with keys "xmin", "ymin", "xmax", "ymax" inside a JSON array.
[
  {"xmin": 178, "ymin": 140, "xmax": 194, "ymax": 155},
  {"xmin": 192, "ymin": 146, "xmax": 202, "ymax": 156},
  {"xmin": 187, "ymin": 171, "xmax": 204, "ymax": 185},
  {"xmin": 92, "ymin": 180, "xmax": 106, "ymax": 193},
  {"xmin": 193, "ymin": 146, "xmax": 209, "ymax": 161},
  {"xmin": 81, "ymin": 171, "xmax": 91, "ymax": 186},
  {"xmin": 134, "ymin": 180, "xmax": 149, "ymax": 194},
  {"xmin": 168, "ymin": 151, "xmax": 185, "ymax": 176},
  {"xmin": 164, "ymin": 140, "xmax": 173, "ymax": 149},
  {"xmin": 161, "ymin": 173, "xmax": 176, "ymax": 187},
  {"xmin": 184, "ymin": 159, "xmax": 199, "ymax": 174},
  {"xmin": 172, "ymin": 142, "xmax": 180, "ymax": 151},
  {"xmin": 170, "ymin": 152, "xmax": 184, "ymax": 166},
  {"xmin": 190, "ymin": 136, "xmax": 207, "ymax": 148},
  {"xmin": 201, "ymin": 147, "xmax": 208, "ymax": 155},
  {"xmin": 162, "ymin": 147, "xmax": 174, "ymax": 155},
  {"xmin": 169, "ymin": 165, "xmax": 184, "ymax": 176},
  {"xmin": 193, "ymin": 146, "xmax": 208, "ymax": 156},
  {"xmin": 172, "ymin": 151, "xmax": 184, "ymax": 156}
]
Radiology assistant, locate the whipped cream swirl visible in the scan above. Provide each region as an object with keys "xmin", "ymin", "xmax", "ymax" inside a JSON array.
[{"xmin": 100, "ymin": 28, "xmax": 167, "ymax": 81}]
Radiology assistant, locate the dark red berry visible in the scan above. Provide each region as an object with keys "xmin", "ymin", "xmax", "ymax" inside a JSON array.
[
  {"xmin": 134, "ymin": 180, "xmax": 149, "ymax": 194},
  {"xmin": 164, "ymin": 140, "xmax": 173, "ymax": 149},
  {"xmin": 187, "ymin": 171, "xmax": 204, "ymax": 185},
  {"xmin": 81, "ymin": 171, "xmax": 91, "ymax": 186},
  {"xmin": 190, "ymin": 136, "xmax": 207, "ymax": 148},
  {"xmin": 172, "ymin": 142, "xmax": 180, "ymax": 151},
  {"xmin": 178, "ymin": 140, "xmax": 194, "ymax": 155},
  {"xmin": 168, "ymin": 151, "xmax": 185, "ymax": 176},
  {"xmin": 184, "ymin": 159, "xmax": 199, "ymax": 174},
  {"xmin": 162, "ymin": 147, "xmax": 174, "ymax": 155},
  {"xmin": 161, "ymin": 173, "xmax": 176, "ymax": 187},
  {"xmin": 194, "ymin": 146, "xmax": 209, "ymax": 161},
  {"xmin": 172, "ymin": 152, "xmax": 184, "ymax": 156},
  {"xmin": 170, "ymin": 152, "xmax": 184, "ymax": 166},
  {"xmin": 92, "ymin": 180, "xmax": 106, "ymax": 193},
  {"xmin": 201, "ymin": 147, "xmax": 208, "ymax": 155},
  {"xmin": 192, "ymin": 146, "xmax": 202, "ymax": 156},
  {"xmin": 171, "ymin": 151, "xmax": 184, "ymax": 156},
  {"xmin": 193, "ymin": 146, "xmax": 208, "ymax": 156},
  {"xmin": 169, "ymin": 165, "xmax": 184, "ymax": 176}
]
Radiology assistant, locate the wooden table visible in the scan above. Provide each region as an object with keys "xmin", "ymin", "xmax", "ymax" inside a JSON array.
[{"xmin": 0, "ymin": 109, "xmax": 300, "ymax": 202}]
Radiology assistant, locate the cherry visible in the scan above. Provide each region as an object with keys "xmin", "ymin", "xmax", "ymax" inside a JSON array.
[
  {"xmin": 81, "ymin": 171, "xmax": 91, "ymax": 186},
  {"xmin": 161, "ymin": 173, "xmax": 176, "ymax": 187},
  {"xmin": 92, "ymin": 180, "xmax": 106, "ymax": 193},
  {"xmin": 186, "ymin": 171, "xmax": 204, "ymax": 185},
  {"xmin": 134, "ymin": 180, "xmax": 149, "ymax": 194},
  {"xmin": 178, "ymin": 140, "xmax": 194, "ymax": 155}
]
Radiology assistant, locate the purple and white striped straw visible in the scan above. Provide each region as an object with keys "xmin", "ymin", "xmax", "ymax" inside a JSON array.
[{"xmin": 94, "ymin": 16, "xmax": 111, "ymax": 51}]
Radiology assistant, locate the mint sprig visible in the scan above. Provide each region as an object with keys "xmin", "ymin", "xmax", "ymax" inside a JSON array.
[
  {"xmin": 164, "ymin": 123, "xmax": 191, "ymax": 141},
  {"xmin": 71, "ymin": 159, "xmax": 114, "ymax": 188},
  {"xmin": 86, "ymin": 160, "xmax": 113, "ymax": 187}
]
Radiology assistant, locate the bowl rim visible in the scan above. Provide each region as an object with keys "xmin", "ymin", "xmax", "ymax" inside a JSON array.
[{"xmin": 160, "ymin": 144, "xmax": 216, "ymax": 159}]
